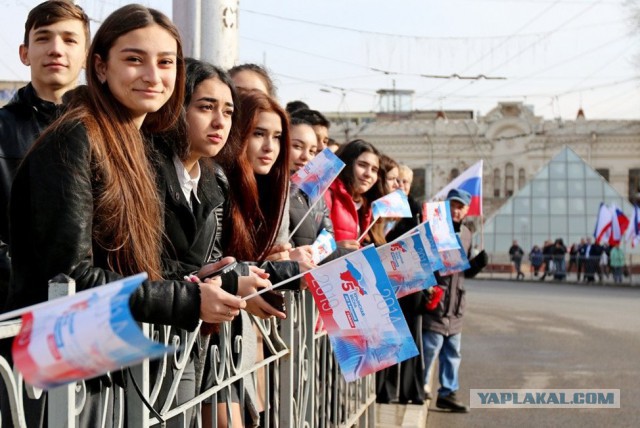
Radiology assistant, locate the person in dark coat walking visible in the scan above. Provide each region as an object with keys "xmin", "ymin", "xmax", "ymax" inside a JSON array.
[
  {"xmin": 582, "ymin": 238, "xmax": 603, "ymax": 283},
  {"xmin": 552, "ymin": 238, "xmax": 567, "ymax": 281},
  {"xmin": 508, "ymin": 240, "xmax": 525, "ymax": 280},
  {"xmin": 529, "ymin": 245, "xmax": 544, "ymax": 277},
  {"xmin": 539, "ymin": 240, "xmax": 554, "ymax": 281}
]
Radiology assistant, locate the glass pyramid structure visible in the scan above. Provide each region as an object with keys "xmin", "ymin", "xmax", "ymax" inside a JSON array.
[{"xmin": 481, "ymin": 146, "xmax": 635, "ymax": 254}]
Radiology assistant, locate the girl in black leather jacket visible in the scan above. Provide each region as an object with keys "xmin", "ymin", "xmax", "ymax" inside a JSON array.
[
  {"xmin": 8, "ymin": 3, "xmax": 244, "ymax": 336},
  {"xmin": 7, "ymin": 6, "xmax": 247, "ymax": 427}
]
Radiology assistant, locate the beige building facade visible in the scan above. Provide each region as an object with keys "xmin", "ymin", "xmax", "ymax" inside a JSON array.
[{"xmin": 326, "ymin": 102, "xmax": 640, "ymax": 218}]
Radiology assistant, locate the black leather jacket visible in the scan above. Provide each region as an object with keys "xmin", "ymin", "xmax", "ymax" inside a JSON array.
[
  {"xmin": 6, "ymin": 121, "xmax": 201, "ymax": 331},
  {"xmin": 0, "ymin": 84, "xmax": 60, "ymax": 276},
  {"xmin": 153, "ymin": 143, "xmax": 244, "ymax": 294}
]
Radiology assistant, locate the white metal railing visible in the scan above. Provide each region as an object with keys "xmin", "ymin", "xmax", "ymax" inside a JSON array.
[{"xmin": 0, "ymin": 277, "xmax": 376, "ymax": 427}]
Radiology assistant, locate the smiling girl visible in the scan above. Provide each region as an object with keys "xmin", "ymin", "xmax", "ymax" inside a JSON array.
[
  {"xmin": 8, "ymin": 7, "xmax": 244, "ymax": 425},
  {"xmin": 324, "ymin": 139, "xmax": 382, "ymax": 248}
]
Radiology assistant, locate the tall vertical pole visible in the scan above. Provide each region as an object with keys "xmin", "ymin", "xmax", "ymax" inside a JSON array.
[
  {"xmin": 201, "ymin": 0, "xmax": 239, "ymax": 69},
  {"xmin": 173, "ymin": 0, "xmax": 201, "ymax": 58}
]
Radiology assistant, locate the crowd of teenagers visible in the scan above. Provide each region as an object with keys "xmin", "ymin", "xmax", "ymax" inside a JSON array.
[{"xmin": 0, "ymin": 2, "xmax": 488, "ymax": 426}]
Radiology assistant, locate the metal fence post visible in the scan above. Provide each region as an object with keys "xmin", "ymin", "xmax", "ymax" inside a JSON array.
[
  {"xmin": 127, "ymin": 325, "xmax": 150, "ymax": 427},
  {"xmin": 47, "ymin": 274, "xmax": 76, "ymax": 428},
  {"xmin": 278, "ymin": 292, "xmax": 294, "ymax": 428},
  {"xmin": 303, "ymin": 292, "xmax": 315, "ymax": 427}
]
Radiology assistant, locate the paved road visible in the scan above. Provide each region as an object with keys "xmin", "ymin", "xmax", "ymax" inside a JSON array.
[{"xmin": 426, "ymin": 279, "xmax": 640, "ymax": 428}]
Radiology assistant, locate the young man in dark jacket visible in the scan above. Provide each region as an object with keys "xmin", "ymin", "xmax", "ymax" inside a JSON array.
[
  {"xmin": 422, "ymin": 189, "xmax": 488, "ymax": 413},
  {"xmin": 0, "ymin": 2, "xmax": 89, "ymax": 425},
  {"xmin": 0, "ymin": 0, "xmax": 89, "ymax": 304}
]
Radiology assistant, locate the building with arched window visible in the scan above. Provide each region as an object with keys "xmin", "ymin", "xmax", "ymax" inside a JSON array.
[
  {"xmin": 326, "ymin": 101, "xmax": 640, "ymax": 255},
  {"xmin": 481, "ymin": 146, "xmax": 634, "ymax": 254},
  {"xmin": 505, "ymin": 163, "xmax": 514, "ymax": 197},
  {"xmin": 327, "ymin": 101, "xmax": 640, "ymax": 218},
  {"xmin": 518, "ymin": 168, "xmax": 526, "ymax": 190},
  {"xmin": 493, "ymin": 168, "xmax": 501, "ymax": 198}
]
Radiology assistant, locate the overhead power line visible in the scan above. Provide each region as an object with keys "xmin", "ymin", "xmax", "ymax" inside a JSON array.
[
  {"xmin": 420, "ymin": 0, "xmax": 563, "ymax": 99},
  {"xmin": 242, "ymin": 9, "xmax": 623, "ymax": 41},
  {"xmin": 422, "ymin": 0, "xmax": 607, "ymax": 105},
  {"xmin": 243, "ymin": 36, "xmax": 506, "ymax": 80},
  {"xmin": 468, "ymin": 32, "xmax": 631, "ymax": 98}
]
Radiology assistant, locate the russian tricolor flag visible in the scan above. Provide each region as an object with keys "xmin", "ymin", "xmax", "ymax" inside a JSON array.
[
  {"xmin": 625, "ymin": 205, "xmax": 640, "ymax": 247},
  {"xmin": 430, "ymin": 160, "xmax": 483, "ymax": 217},
  {"xmin": 593, "ymin": 203, "xmax": 629, "ymax": 246},
  {"xmin": 611, "ymin": 206, "xmax": 630, "ymax": 246}
]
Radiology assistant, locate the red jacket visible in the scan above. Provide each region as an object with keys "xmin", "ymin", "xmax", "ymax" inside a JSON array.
[{"xmin": 324, "ymin": 179, "xmax": 373, "ymax": 242}]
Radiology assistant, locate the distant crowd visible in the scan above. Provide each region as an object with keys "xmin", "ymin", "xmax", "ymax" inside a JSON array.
[{"xmin": 509, "ymin": 238, "xmax": 627, "ymax": 284}]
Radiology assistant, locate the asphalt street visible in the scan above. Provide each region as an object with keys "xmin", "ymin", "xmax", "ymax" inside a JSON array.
[{"xmin": 426, "ymin": 279, "xmax": 640, "ymax": 428}]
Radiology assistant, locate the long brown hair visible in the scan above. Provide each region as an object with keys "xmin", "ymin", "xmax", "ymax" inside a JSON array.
[
  {"xmin": 335, "ymin": 139, "xmax": 383, "ymax": 234},
  {"xmin": 220, "ymin": 89, "xmax": 290, "ymax": 260},
  {"xmin": 40, "ymin": 5, "xmax": 185, "ymax": 279},
  {"xmin": 370, "ymin": 154, "xmax": 400, "ymax": 245}
]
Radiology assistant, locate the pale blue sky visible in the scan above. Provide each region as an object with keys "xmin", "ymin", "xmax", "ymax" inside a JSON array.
[{"xmin": 1, "ymin": 0, "xmax": 638, "ymax": 119}]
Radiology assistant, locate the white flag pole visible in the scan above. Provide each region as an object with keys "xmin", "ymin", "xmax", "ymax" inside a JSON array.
[
  {"xmin": 242, "ymin": 245, "xmax": 372, "ymax": 301},
  {"xmin": 241, "ymin": 271, "xmax": 307, "ymax": 301},
  {"xmin": 357, "ymin": 218, "xmax": 378, "ymax": 243},
  {"xmin": 287, "ymin": 191, "xmax": 324, "ymax": 242}
]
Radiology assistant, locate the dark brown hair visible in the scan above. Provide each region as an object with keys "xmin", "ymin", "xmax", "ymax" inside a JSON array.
[
  {"xmin": 220, "ymin": 89, "xmax": 290, "ymax": 260},
  {"xmin": 378, "ymin": 154, "xmax": 400, "ymax": 194},
  {"xmin": 23, "ymin": 0, "xmax": 90, "ymax": 46},
  {"xmin": 371, "ymin": 154, "xmax": 400, "ymax": 245},
  {"xmin": 228, "ymin": 63, "xmax": 277, "ymax": 98},
  {"xmin": 335, "ymin": 139, "xmax": 383, "ymax": 243},
  {"xmin": 40, "ymin": 4, "xmax": 185, "ymax": 279},
  {"xmin": 165, "ymin": 57, "xmax": 239, "ymax": 161}
]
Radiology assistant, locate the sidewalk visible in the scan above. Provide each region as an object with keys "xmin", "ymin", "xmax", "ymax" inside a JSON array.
[
  {"xmin": 474, "ymin": 270, "xmax": 638, "ymax": 286},
  {"xmin": 376, "ymin": 399, "xmax": 429, "ymax": 428},
  {"xmin": 376, "ymin": 370, "xmax": 436, "ymax": 428}
]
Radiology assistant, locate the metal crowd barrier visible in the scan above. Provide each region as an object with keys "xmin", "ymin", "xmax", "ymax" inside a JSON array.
[{"xmin": 0, "ymin": 278, "xmax": 376, "ymax": 427}]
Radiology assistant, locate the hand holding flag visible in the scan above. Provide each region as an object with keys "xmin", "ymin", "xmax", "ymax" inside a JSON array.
[
  {"xmin": 357, "ymin": 190, "xmax": 412, "ymax": 242},
  {"xmin": 311, "ymin": 229, "xmax": 337, "ymax": 264},
  {"xmin": 424, "ymin": 201, "xmax": 461, "ymax": 252},
  {"xmin": 289, "ymin": 148, "xmax": 346, "ymax": 240},
  {"xmin": 290, "ymin": 148, "xmax": 345, "ymax": 205}
]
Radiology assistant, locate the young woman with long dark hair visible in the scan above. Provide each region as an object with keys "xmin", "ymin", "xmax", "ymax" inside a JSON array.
[
  {"xmin": 156, "ymin": 58, "xmax": 285, "ymax": 428},
  {"xmin": 7, "ymin": 6, "xmax": 244, "ymax": 425},
  {"xmin": 369, "ymin": 153, "xmax": 401, "ymax": 245},
  {"xmin": 220, "ymin": 89, "xmax": 299, "ymax": 269},
  {"xmin": 324, "ymin": 139, "xmax": 382, "ymax": 249}
]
